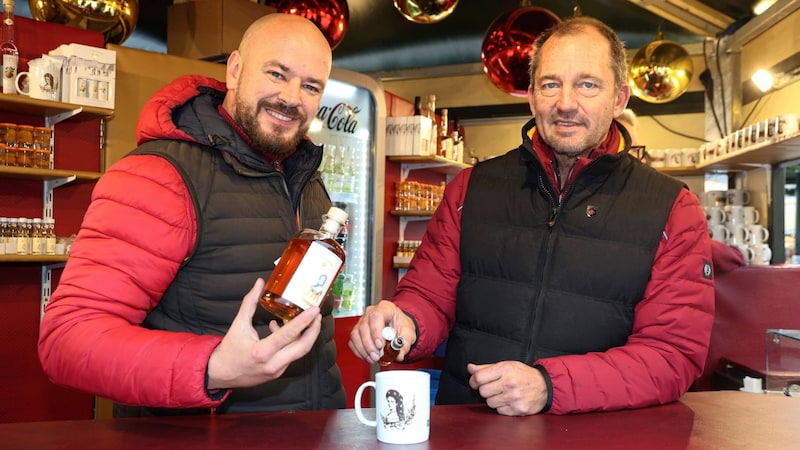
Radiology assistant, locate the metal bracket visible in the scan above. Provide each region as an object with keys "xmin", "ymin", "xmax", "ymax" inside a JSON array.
[
  {"xmin": 43, "ymin": 176, "xmax": 77, "ymax": 220},
  {"xmin": 41, "ymin": 262, "xmax": 66, "ymax": 321}
]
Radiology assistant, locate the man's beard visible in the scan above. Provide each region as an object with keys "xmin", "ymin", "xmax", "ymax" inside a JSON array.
[{"xmin": 234, "ymin": 96, "xmax": 309, "ymax": 159}]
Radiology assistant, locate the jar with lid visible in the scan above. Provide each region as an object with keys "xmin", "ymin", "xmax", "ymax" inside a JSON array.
[
  {"xmin": 15, "ymin": 145, "xmax": 31, "ymax": 167},
  {"xmin": 33, "ymin": 149, "xmax": 50, "ymax": 169},
  {"xmin": 16, "ymin": 124, "xmax": 34, "ymax": 149},
  {"xmin": 33, "ymin": 127, "xmax": 51, "ymax": 150},
  {"xmin": 0, "ymin": 123, "xmax": 15, "ymax": 146},
  {"xmin": 1, "ymin": 144, "xmax": 12, "ymax": 166}
]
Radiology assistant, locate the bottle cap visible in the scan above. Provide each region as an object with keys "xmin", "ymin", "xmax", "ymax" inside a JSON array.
[
  {"xmin": 381, "ymin": 326, "xmax": 396, "ymax": 341},
  {"xmin": 325, "ymin": 206, "xmax": 348, "ymax": 226}
]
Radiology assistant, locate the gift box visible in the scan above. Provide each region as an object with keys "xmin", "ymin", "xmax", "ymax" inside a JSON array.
[{"xmin": 48, "ymin": 44, "xmax": 116, "ymax": 109}]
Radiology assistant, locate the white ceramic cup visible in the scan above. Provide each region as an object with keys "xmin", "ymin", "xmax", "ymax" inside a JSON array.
[
  {"xmin": 750, "ymin": 243, "xmax": 772, "ymax": 266},
  {"xmin": 747, "ymin": 224, "xmax": 769, "ymax": 244},
  {"xmin": 725, "ymin": 205, "xmax": 748, "ymax": 227},
  {"xmin": 665, "ymin": 148, "xmax": 684, "ymax": 167},
  {"xmin": 727, "ymin": 224, "xmax": 752, "ymax": 246},
  {"xmin": 734, "ymin": 245, "xmax": 755, "ymax": 264},
  {"xmin": 15, "ymin": 57, "xmax": 61, "ymax": 101},
  {"xmin": 726, "ymin": 189, "xmax": 751, "ymax": 206},
  {"xmin": 704, "ymin": 190, "xmax": 727, "ymax": 208},
  {"xmin": 709, "ymin": 224, "xmax": 730, "ymax": 243},
  {"xmin": 355, "ymin": 370, "xmax": 430, "ymax": 445},
  {"xmin": 743, "ymin": 206, "xmax": 760, "ymax": 225},
  {"xmin": 647, "ymin": 149, "xmax": 665, "ymax": 168},
  {"xmin": 705, "ymin": 206, "xmax": 726, "ymax": 226}
]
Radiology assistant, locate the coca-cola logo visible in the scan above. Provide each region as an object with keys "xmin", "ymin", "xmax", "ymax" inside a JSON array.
[{"xmin": 316, "ymin": 102, "xmax": 360, "ymax": 134}]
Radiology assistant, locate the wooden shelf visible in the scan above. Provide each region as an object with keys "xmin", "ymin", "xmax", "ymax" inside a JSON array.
[
  {"xmin": 699, "ymin": 132, "xmax": 800, "ymax": 171},
  {"xmin": 388, "ymin": 155, "xmax": 471, "ymax": 175},
  {"xmin": 0, "ymin": 166, "xmax": 102, "ymax": 182},
  {"xmin": 654, "ymin": 132, "xmax": 800, "ymax": 176},
  {"xmin": 0, "ymin": 95, "xmax": 113, "ymax": 122},
  {"xmin": 390, "ymin": 209, "xmax": 435, "ymax": 217},
  {"xmin": 0, "ymin": 255, "xmax": 68, "ymax": 263}
]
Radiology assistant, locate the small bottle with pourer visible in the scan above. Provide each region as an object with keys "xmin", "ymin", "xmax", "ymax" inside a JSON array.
[
  {"xmin": 379, "ymin": 326, "xmax": 405, "ymax": 366},
  {"xmin": 260, "ymin": 206, "xmax": 348, "ymax": 322},
  {"xmin": 1, "ymin": 0, "xmax": 18, "ymax": 95}
]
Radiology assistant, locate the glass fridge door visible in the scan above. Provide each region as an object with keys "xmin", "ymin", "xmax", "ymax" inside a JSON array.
[{"xmin": 308, "ymin": 68, "xmax": 386, "ymax": 317}]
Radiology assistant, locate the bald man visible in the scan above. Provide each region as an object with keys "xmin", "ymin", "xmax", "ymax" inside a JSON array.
[{"xmin": 38, "ymin": 14, "xmax": 346, "ymax": 417}]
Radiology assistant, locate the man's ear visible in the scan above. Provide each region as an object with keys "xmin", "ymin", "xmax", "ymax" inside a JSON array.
[{"xmin": 226, "ymin": 50, "xmax": 242, "ymax": 90}]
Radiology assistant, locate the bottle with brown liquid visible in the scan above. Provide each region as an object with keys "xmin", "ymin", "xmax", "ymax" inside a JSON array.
[
  {"xmin": 379, "ymin": 326, "xmax": 406, "ymax": 366},
  {"xmin": 260, "ymin": 206, "xmax": 348, "ymax": 322}
]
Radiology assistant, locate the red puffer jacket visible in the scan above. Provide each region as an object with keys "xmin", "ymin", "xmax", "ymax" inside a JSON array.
[
  {"xmin": 394, "ymin": 122, "xmax": 714, "ymax": 414},
  {"xmin": 38, "ymin": 76, "xmax": 230, "ymax": 408}
]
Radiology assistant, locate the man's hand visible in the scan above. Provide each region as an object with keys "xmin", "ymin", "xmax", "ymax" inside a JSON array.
[
  {"xmin": 467, "ymin": 361, "xmax": 548, "ymax": 416},
  {"xmin": 348, "ymin": 300, "xmax": 416, "ymax": 364},
  {"xmin": 206, "ymin": 278, "xmax": 321, "ymax": 390}
]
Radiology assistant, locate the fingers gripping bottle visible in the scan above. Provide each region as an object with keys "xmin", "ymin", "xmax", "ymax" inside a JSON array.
[{"xmin": 260, "ymin": 207, "xmax": 348, "ymax": 322}]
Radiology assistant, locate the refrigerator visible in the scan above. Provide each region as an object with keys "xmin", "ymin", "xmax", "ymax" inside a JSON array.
[{"xmin": 307, "ymin": 67, "xmax": 386, "ymax": 319}]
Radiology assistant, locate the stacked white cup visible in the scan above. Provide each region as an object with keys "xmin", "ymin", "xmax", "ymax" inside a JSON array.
[{"xmin": 707, "ymin": 189, "xmax": 770, "ymax": 265}]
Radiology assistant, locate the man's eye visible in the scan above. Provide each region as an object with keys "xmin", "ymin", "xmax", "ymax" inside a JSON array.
[
  {"xmin": 542, "ymin": 82, "xmax": 558, "ymax": 90},
  {"xmin": 304, "ymin": 84, "xmax": 321, "ymax": 94},
  {"xmin": 581, "ymin": 82, "xmax": 597, "ymax": 89},
  {"xmin": 268, "ymin": 71, "xmax": 285, "ymax": 80}
]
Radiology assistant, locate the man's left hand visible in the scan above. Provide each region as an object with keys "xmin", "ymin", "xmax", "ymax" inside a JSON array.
[{"xmin": 467, "ymin": 361, "xmax": 548, "ymax": 416}]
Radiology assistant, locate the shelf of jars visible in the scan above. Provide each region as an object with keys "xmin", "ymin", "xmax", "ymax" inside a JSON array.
[
  {"xmin": 0, "ymin": 95, "xmax": 113, "ymax": 125},
  {"xmin": 0, "ymin": 165, "xmax": 103, "ymax": 182},
  {"xmin": 389, "ymin": 209, "xmax": 435, "ymax": 217},
  {"xmin": 387, "ymin": 155, "xmax": 471, "ymax": 176}
]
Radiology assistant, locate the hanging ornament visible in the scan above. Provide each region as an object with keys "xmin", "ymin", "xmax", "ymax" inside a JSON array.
[
  {"xmin": 392, "ymin": 0, "xmax": 459, "ymax": 24},
  {"xmin": 273, "ymin": 0, "xmax": 349, "ymax": 50},
  {"xmin": 628, "ymin": 31, "xmax": 694, "ymax": 104},
  {"xmin": 481, "ymin": 5, "xmax": 561, "ymax": 97},
  {"xmin": 28, "ymin": 0, "xmax": 140, "ymax": 45}
]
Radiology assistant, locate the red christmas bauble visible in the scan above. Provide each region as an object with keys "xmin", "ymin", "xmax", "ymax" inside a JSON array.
[
  {"xmin": 275, "ymin": 0, "xmax": 349, "ymax": 50},
  {"xmin": 481, "ymin": 7, "xmax": 561, "ymax": 97},
  {"xmin": 392, "ymin": 0, "xmax": 459, "ymax": 24}
]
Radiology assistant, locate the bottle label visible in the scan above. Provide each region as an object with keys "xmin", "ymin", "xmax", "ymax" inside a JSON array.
[
  {"xmin": 282, "ymin": 241, "xmax": 342, "ymax": 310},
  {"xmin": 2, "ymin": 54, "xmax": 17, "ymax": 94}
]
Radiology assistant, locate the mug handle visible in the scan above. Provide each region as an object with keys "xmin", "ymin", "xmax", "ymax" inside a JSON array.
[
  {"xmin": 354, "ymin": 381, "xmax": 376, "ymax": 427},
  {"xmin": 15, "ymin": 71, "xmax": 30, "ymax": 96}
]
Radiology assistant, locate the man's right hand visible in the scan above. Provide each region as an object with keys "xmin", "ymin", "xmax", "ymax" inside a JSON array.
[
  {"xmin": 206, "ymin": 278, "xmax": 321, "ymax": 390},
  {"xmin": 348, "ymin": 300, "xmax": 416, "ymax": 364}
]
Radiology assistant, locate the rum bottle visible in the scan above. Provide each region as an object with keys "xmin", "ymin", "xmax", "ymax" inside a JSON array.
[
  {"xmin": 260, "ymin": 206, "xmax": 348, "ymax": 321},
  {"xmin": 1, "ymin": 0, "xmax": 18, "ymax": 95}
]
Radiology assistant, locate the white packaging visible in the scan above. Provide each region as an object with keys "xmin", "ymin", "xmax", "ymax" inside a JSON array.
[{"xmin": 48, "ymin": 44, "xmax": 116, "ymax": 109}]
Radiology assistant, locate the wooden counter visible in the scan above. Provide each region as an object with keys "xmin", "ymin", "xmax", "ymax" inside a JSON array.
[{"xmin": 0, "ymin": 391, "xmax": 797, "ymax": 449}]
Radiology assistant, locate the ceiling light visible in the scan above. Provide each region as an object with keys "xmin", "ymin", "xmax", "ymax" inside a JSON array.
[
  {"xmin": 751, "ymin": 69, "xmax": 774, "ymax": 92},
  {"xmin": 753, "ymin": 0, "xmax": 778, "ymax": 16}
]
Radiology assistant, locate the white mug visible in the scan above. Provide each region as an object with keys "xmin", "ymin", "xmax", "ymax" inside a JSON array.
[
  {"xmin": 709, "ymin": 224, "xmax": 730, "ymax": 242},
  {"xmin": 726, "ymin": 189, "xmax": 751, "ymax": 206},
  {"xmin": 15, "ymin": 56, "xmax": 61, "ymax": 101},
  {"xmin": 743, "ymin": 206, "xmax": 760, "ymax": 225},
  {"xmin": 747, "ymin": 224, "xmax": 769, "ymax": 244},
  {"xmin": 727, "ymin": 224, "xmax": 752, "ymax": 246},
  {"xmin": 749, "ymin": 243, "xmax": 772, "ymax": 266},
  {"xmin": 646, "ymin": 149, "xmax": 665, "ymax": 168},
  {"xmin": 355, "ymin": 370, "xmax": 430, "ymax": 445},
  {"xmin": 704, "ymin": 206, "xmax": 726, "ymax": 226}
]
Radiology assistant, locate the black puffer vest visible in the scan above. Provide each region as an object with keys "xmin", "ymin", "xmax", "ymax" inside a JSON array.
[
  {"xmin": 436, "ymin": 131, "xmax": 684, "ymax": 405},
  {"xmin": 117, "ymin": 137, "xmax": 345, "ymax": 415}
]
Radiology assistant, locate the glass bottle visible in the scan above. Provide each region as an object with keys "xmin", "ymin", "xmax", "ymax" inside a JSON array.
[
  {"xmin": 30, "ymin": 217, "xmax": 43, "ymax": 255},
  {"xmin": 15, "ymin": 216, "xmax": 27, "ymax": 255},
  {"xmin": 5, "ymin": 216, "xmax": 16, "ymax": 254},
  {"xmin": 259, "ymin": 206, "xmax": 348, "ymax": 322},
  {"xmin": 1, "ymin": 0, "xmax": 18, "ymax": 95},
  {"xmin": 379, "ymin": 326, "xmax": 406, "ymax": 366},
  {"xmin": 0, "ymin": 216, "xmax": 7, "ymax": 255},
  {"xmin": 44, "ymin": 217, "xmax": 56, "ymax": 255}
]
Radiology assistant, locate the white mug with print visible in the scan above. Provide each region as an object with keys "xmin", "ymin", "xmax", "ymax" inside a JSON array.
[{"xmin": 355, "ymin": 370, "xmax": 430, "ymax": 444}]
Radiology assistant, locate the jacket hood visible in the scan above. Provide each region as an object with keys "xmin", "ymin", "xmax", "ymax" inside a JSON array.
[{"xmin": 136, "ymin": 74, "xmax": 226, "ymax": 146}]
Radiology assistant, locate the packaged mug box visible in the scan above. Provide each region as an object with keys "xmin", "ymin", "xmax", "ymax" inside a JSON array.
[{"xmin": 48, "ymin": 44, "xmax": 116, "ymax": 110}]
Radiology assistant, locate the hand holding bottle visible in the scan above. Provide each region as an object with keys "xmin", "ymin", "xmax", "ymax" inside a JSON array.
[
  {"xmin": 206, "ymin": 278, "xmax": 321, "ymax": 390},
  {"xmin": 348, "ymin": 299, "xmax": 416, "ymax": 365}
]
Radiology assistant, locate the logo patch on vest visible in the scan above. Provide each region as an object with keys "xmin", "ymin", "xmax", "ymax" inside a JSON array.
[
  {"xmin": 702, "ymin": 261, "xmax": 713, "ymax": 280},
  {"xmin": 586, "ymin": 205, "xmax": 598, "ymax": 217}
]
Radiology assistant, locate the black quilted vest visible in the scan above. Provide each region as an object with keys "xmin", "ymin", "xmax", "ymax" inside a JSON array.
[
  {"xmin": 120, "ymin": 138, "xmax": 345, "ymax": 415},
  {"xmin": 436, "ymin": 137, "xmax": 684, "ymax": 405}
]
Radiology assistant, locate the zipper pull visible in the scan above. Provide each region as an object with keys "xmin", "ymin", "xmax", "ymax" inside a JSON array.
[{"xmin": 547, "ymin": 207, "xmax": 558, "ymax": 227}]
